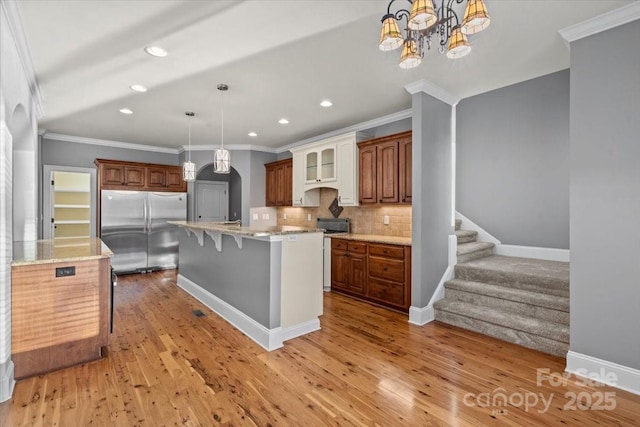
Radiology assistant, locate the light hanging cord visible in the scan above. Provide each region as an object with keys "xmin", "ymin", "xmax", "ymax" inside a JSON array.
[
  {"xmin": 214, "ymin": 84, "xmax": 231, "ymax": 174},
  {"xmin": 183, "ymin": 111, "xmax": 196, "ymax": 182}
]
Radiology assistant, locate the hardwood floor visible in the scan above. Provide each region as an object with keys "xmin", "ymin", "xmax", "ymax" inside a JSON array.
[{"xmin": 1, "ymin": 270, "xmax": 639, "ymax": 426}]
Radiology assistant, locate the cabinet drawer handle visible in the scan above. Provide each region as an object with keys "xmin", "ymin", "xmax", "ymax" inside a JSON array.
[{"xmin": 383, "ymin": 250, "xmax": 387, "ymax": 253}]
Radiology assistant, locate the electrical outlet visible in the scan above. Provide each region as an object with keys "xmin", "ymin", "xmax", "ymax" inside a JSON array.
[
  {"xmin": 252, "ymin": 213, "xmax": 258, "ymax": 220},
  {"xmin": 383, "ymin": 215, "xmax": 390, "ymax": 225},
  {"xmin": 307, "ymin": 214, "xmax": 312, "ymax": 221},
  {"xmin": 265, "ymin": 213, "xmax": 270, "ymax": 220},
  {"xmin": 283, "ymin": 213, "xmax": 287, "ymax": 220}
]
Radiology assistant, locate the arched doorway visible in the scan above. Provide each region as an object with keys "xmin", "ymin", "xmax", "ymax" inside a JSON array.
[{"xmin": 192, "ymin": 164, "xmax": 242, "ymax": 222}]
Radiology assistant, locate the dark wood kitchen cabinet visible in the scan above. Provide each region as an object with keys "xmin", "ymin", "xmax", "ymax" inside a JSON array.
[
  {"xmin": 265, "ymin": 158, "xmax": 292, "ymax": 206},
  {"xmin": 331, "ymin": 238, "xmax": 411, "ymax": 312},
  {"xmin": 331, "ymin": 239, "xmax": 367, "ymax": 295},
  {"xmin": 358, "ymin": 130, "xmax": 412, "ymax": 205},
  {"xmin": 95, "ymin": 159, "xmax": 187, "ymax": 192}
]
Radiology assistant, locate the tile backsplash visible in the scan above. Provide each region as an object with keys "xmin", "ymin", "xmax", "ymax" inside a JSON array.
[{"xmin": 277, "ymin": 188, "xmax": 412, "ymax": 237}]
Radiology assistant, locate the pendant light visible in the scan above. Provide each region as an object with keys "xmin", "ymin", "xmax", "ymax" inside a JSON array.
[
  {"xmin": 213, "ymin": 84, "xmax": 231, "ymax": 174},
  {"xmin": 183, "ymin": 111, "xmax": 196, "ymax": 182}
]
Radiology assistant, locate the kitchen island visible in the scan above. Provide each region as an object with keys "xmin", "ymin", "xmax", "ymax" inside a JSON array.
[
  {"xmin": 11, "ymin": 238, "xmax": 113, "ymax": 379},
  {"xmin": 169, "ymin": 221, "xmax": 324, "ymax": 350}
]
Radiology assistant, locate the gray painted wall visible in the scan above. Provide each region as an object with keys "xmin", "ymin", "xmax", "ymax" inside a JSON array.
[
  {"xmin": 42, "ymin": 138, "xmax": 178, "ymax": 168},
  {"xmin": 569, "ymin": 20, "xmax": 640, "ymax": 370},
  {"xmin": 178, "ymin": 232, "xmax": 274, "ymax": 328},
  {"xmin": 457, "ymin": 70, "xmax": 570, "ymax": 249},
  {"xmin": 411, "ymin": 93, "xmax": 452, "ymax": 307}
]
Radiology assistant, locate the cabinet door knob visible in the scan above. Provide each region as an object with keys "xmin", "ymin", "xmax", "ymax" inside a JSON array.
[
  {"xmin": 383, "ymin": 267, "xmax": 388, "ymax": 271},
  {"xmin": 379, "ymin": 199, "xmax": 383, "ymax": 203}
]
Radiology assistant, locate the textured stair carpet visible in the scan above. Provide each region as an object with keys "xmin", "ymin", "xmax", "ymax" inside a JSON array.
[{"xmin": 436, "ymin": 251, "xmax": 570, "ymax": 357}]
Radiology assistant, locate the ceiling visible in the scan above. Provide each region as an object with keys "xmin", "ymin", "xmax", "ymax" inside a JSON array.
[{"xmin": 17, "ymin": 0, "xmax": 632, "ymax": 152}]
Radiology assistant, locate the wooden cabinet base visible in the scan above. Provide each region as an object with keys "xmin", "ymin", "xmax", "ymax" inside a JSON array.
[
  {"xmin": 13, "ymin": 340, "xmax": 104, "ymax": 380},
  {"xmin": 11, "ymin": 258, "xmax": 111, "ymax": 380}
]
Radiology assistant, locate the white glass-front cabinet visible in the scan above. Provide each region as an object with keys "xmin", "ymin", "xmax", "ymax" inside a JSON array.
[
  {"xmin": 292, "ymin": 152, "xmax": 320, "ymax": 206},
  {"xmin": 305, "ymin": 145, "xmax": 336, "ymax": 184},
  {"xmin": 290, "ymin": 132, "xmax": 362, "ymax": 207}
]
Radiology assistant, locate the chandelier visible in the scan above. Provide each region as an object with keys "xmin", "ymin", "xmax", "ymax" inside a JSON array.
[
  {"xmin": 182, "ymin": 111, "xmax": 196, "ymax": 182},
  {"xmin": 378, "ymin": 0, "xmax": 491, "ymax": 69},
  {"xmin": 213, "ymin": 83, "xmax": 231, "ymax": 174}
]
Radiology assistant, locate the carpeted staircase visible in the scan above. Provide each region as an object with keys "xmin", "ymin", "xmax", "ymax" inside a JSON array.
[{"xmin": 434, "ymin": 219, "xmax": 570, "ymax": 357}]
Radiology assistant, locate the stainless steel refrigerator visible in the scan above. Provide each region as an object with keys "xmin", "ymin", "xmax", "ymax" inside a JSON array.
[{"xmin": 101, "ymin": 190, "xmax": 187, "ymax": 274}]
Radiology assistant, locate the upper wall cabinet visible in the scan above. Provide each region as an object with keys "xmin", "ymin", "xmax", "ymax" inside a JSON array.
[
  {"xmin": 95, "ymin": 159, "xmax": 187, "ymax": 192},
  {"xmin": 290, "ymin": 132, "xmax": 367, "ymax": 207},
  {"xmin": 358, "ymin": 131, "xmax": 412, "ymax": 205},
  {"xmin": 265, "ymin": 158, "xmax": 292, "ymax": 207}
]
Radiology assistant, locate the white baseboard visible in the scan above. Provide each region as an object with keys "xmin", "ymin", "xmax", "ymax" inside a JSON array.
[
  {"xmin": 566, "ymin": 351, "xmax": 640, "ymax": 395},
  {"xmin": 177, "ymin": 274, "xmax": 284, "ymax": 351},
  {"xmin": 455, "ymin": 211, "xmax": 501, "ymax": 245},
  {"xmin": 495, "ymin": 245, "xmax": 570, "ymax": 262},
  {"xmin": 409, "ymin": 305, "xmax": 434, "ymax": 326},
  {"xmin": 282, "ymin": 319, "xmax": 320, "ymax": 342}
]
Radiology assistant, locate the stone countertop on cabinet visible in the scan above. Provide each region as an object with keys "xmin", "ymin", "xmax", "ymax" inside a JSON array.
[
  {"xmin": 328, "ymin": 233, "xmax": 412, "ymax": 246},
  {"xmin": 168, "ymin": 221, "xmax": 324, "ymax": 237},
  {"xmin": 12, "ymin": 237, "xmax": 114, "ymax": 266}
]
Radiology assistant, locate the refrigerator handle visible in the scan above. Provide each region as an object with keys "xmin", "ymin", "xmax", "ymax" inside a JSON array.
[{"xmin": 143, "ymin": 198, "xmax": 148, "ymax": 233}]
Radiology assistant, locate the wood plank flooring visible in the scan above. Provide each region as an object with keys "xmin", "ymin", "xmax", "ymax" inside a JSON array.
[{"xmin": 1, "ymin": 270, "xmax": 639, "ymax": 426}]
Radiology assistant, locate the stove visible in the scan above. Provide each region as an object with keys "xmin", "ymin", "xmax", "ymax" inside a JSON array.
[{"xmin": 317, "ymin": 217, "xmax": 350, "ymax": 235}]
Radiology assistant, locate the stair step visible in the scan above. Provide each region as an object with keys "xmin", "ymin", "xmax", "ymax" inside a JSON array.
[
  {"xmin": 444, "ymin": 279, "xmax": 569, "ymax": 324},
  {"xmin": 456, "ymin": 242, "xmax": 494, "ymax": 263},
  {"xmin": 455, "ymin": 255, "xmax": 569, "ymax": 297},
  {"xmin": 455, "ymin": 219, "xmax": 462, "ymax": 230},
  {"xmin": 434, "ymin": 300, "xmax": 569, "ymax": 357},
  {"xmin": 455, "ymin": 229, "xmax": 477, "ymax": 244}
]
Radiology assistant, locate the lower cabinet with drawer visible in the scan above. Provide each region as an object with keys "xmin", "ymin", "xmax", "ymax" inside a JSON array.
[{"xmin": 331, "ymin": 238, "xmax": 411, "ymax": 312}]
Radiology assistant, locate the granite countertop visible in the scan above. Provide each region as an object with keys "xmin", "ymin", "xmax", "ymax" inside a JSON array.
[
  {"xmin": 168, "ymin": 221, "xmax": 324, "ymax": 237},
  {"xmin": 12, "ymin": 237, "xmax": 114, "ymax": 266},
  {"xmin": 328, "ymin": 233, "xmax": 412, "ymax": 246}
]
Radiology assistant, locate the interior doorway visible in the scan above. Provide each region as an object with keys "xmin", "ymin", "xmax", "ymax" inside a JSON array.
[
  {"xmin": 43, "ymin": 165, "xmax": 97, "ymax": 240},
  {"xmin": 195, "ymin": 181, "xmax": 228, "ymax": 222}
]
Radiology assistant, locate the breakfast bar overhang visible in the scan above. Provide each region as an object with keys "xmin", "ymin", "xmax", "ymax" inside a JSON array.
[{"xmin": 169, "ymin": 221, "xmax": 324, "ymax": 350}]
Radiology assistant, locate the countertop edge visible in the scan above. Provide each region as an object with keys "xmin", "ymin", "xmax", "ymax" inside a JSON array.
[{"xmin": 328, "ymin": 233, "xmax": 412, "ymax": 246}]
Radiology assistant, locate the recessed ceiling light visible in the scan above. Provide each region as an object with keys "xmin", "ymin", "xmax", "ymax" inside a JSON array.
[
  {"xmin": 144, "ymin": 46, "xmax": 167, "ymax": 57},
  {"xmin": 130, "ymin": 84, "xmax": 147, "ymax": 92},
  {"xmin": 248, "ymin": 132, "xmax": 257, "ymax": 137},
  {"xmin": 320, "ymin": 100, "xmax": 333, "ymax": 107},
  {"xmin": 119, "ymin": 108, "xmax": 133, "ymax": 115},
  {"xmin": 278, "ymin": 118, "xmax": 289, "ymax": 125}
]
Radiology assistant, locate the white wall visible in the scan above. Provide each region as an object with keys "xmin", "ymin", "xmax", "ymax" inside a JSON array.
[{"xmin": 0, "ymin": 0, "xmax": 42, "ymax": 402}]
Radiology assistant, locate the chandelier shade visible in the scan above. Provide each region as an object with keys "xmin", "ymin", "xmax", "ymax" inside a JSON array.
[
  {"xmin": 399, "ymin": 39, "xmax": 422, "ymax": 69},
  {"xmin": 379, "ymin": 15, "xmax": 403, "ymax": 51},
  {"xmin": 214, "ymin": 84, "xmax": 231, "ymax": 174},
  {"xmin": 461, "ymin": 0, "xmax": 491, "ymax": 35},
  {"xmin": 182, "ymin": 111, "xmax": 196, "ymax": 182},
  {"xmin": 446, "ymin": 27, "xmax": 471, "ymax": 59},
  {"xmin": 408, "ymin": 0, "xmax": 437, "ymax": 31},
  {"xmin": 378, "ymin": 0, "xmax": 491, "ymax": 68}
]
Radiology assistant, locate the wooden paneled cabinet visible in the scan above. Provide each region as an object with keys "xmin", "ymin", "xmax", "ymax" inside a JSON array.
[
  {"xmin": 95, "ymin": 159, "xmax": 187, "ymax": 192},
  {"xmin": 265, "ymin": 158, "xmax": 292, "ymax": 206},
  {"xmin": 331, "ymin": 239, "xmax": 367, "ymax": 295},
  {"xmin": 331, "ymin": 238, "xmax": 411, "ymax": 312},
  {"xmin": 358, "ymin": 131, "xmax": 412, "ymax": 205}
]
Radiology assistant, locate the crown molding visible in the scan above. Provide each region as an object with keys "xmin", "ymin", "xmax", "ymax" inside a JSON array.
[
  {"xmin": 181, "ymin": 144, "xmax": 278, "ymax": 154},
  {"xmin": 43, "ymin": 132, "xmax": 179, "ymax": 154},
  {"xmin": 277, "ymin": 108, "xmax": 412, "ymax": 153},
  {"xmin": 559, "ymin": 2, "xmax": 640, "ymax": 44},
  {"xmin": 404, "ymin": 79, "xmax": 461, "ymax": 106},
  {"xmin": 1, "ymin": 0, "xmax": 44, "ymax": 118}
]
